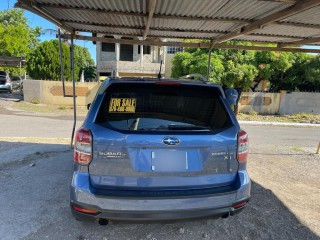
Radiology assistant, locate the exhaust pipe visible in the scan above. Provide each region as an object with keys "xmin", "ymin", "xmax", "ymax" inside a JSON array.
[
  {"xmin": 221, "ymin": 212, "xmax": 230, "ymax": 219},
  {"xmin": 98, "ymin": 219, "xmax": 109, "ymax": 225}
]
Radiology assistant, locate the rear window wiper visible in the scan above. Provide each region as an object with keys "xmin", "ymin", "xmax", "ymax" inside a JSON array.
[
  {"xmin": 136, "ymin": 125, "xmax": 210, "ymax": 131},
  {"xmin": 168, "ymin": 125, "xmax": 210, "ymax": 130}
]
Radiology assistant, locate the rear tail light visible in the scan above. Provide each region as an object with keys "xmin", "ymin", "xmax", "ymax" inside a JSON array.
[
  {"xmin": 71, "ymin": 205, "xmax": 99, "ymax": 215},
  {"xmin": 237, "ymin": 129, "xmax": 249, "ymax": 163},
  {"xmin": 74, "ymin": 128, "xmax": 92, "ymax": 165},
  {"xmin": 154, "ymin": 81, "xmax": 181, "ymax": 86},
  {"xmin": 232, "ymin": 200, "xmax": 249, "ymax": 209}
]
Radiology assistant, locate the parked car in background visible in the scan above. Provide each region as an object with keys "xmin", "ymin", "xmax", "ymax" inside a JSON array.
[
  {"xmin": 71, "ymin": 77, "xmax": 251, "ymax": 224},
  {"xmin": 0, "ymin": 71, "xmax": 12, "ymax": 93},
  {"xmin": 11, "ymin": 76, "xmax": 23, "ymax": 93}
]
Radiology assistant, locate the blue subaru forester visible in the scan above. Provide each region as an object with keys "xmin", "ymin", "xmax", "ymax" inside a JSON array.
[{"xmin": 71, "ymin": 77, "xmax": 251, "ymax": 224}]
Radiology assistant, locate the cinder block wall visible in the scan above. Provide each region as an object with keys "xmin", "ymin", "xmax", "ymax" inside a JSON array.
[
  {"xmin": 238, "ymin": 92, "xmax": 281, "ymax": 114},
  {"xmin": 279, "ymin": 92, "xmax": 320, "ymax": 115},
  {"xmin": 24, "ymin": 81, "xmax": 320, "ymax": 114},
  {"xmin": 24, "ymin": 80, "xmax": 100, "ymax": 106},
  {"xmin": 239, "ymin": 91, "xmax": 320, "ymax": 115}
]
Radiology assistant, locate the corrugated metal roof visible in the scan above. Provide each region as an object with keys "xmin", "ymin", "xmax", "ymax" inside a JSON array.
[
  {"xmin": 152, "ymin": 18, "xmax": 242, "ymax": 32},
  {"xmin": 254, "ymin": 24, "xmax": 320, "ymax": 39},
  {"xmin": 37, "ymin": 0, "xmax": 146, "ymax": 13},
  {"xmin": 67, "ymin": 23, "xmax": 143, "ymax": 36},
  {"xmin": 46, "ymin": 8, "xmax": 145, "ymax": 27},
  {"xmin": 211, "ymin": 0, "xmax": 291, "ymax": 20},
  {"xmin": 235, "ymin": 35, "xmax": 301, "ymax": 43},
  {"xmin": 149, "ymin": 30, "xmax": 220, "ymax": 39},
  {"xmin": 280, "ymin": 6, "xmax": 320, "ymax": 25},
  {"xmin": 15, "ymin": 0, "xmax": 320, "ymax": 48}
]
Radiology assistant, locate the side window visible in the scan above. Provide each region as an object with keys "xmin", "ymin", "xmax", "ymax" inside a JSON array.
[
  {"xmin": 166, "ymin": 46, "xmax": 184, "ymax": 54},
  {"xmin": 138, "ymin": 45, "xmax": 151, "ymax": 55},
  {"xmin": 102, "ymin": 43, "xmax": 115, "ymax": 52}
]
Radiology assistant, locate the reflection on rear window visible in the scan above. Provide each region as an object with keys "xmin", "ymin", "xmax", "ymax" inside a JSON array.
[{"xmin": 96, "ymin": 83, "xmax": 232, "ymax": 132}]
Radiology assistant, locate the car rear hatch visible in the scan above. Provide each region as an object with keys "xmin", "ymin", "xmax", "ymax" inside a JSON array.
[{"xmin": 89, "ymin": 81, "xmax": 239, "ymax": 190}]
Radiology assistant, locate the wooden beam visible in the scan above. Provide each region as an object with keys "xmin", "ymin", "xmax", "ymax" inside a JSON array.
[
  {"xmin": 213, "ymin": 0, "xmax": 320, "ymax": 43},
  {"xmin": 280, "ymin": 36, "xmax": 320, "ymax": 46},
  {"xmin": 143, "ymin": 0, "xmax": 157, "ymax": 40},
  {"xmin": 63, "ymin": 20, "xmax": 305, "ymax": 41},
  {"xmin": 59, "ymin": 33, "xmax": 320, "ymax": 53},
  {"xmin": 63, "ymin": 20, "xmax": 145, "ymax": 31}
]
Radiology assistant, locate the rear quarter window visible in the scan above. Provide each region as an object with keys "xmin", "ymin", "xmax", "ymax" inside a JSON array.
[{"xmin": 95, "ymin": 82, "xmax": 232, "ymax": 133}]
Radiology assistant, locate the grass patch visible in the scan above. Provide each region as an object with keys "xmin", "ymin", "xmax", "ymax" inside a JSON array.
[
  {"xmin": 12, "ymin": 101, "xmax": 88, "ymax": 116},
  {"xmin": 238, "ymin": 112, "xmax": 320, "ymax": 124},
  {"xmin": 14, "ymin": 101, "xmax": 58, "ymax": 113},
  {"xmin": 31, "ymin": 99, "xmax": 41, "ymax": 104},
  {"xmin": 291, "ymin": 146, "xmax": 303, "ymax": 152}
]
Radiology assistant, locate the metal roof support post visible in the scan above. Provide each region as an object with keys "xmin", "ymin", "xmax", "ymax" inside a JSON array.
[
  {"xmin": 70, "ymin": 33, "xmax": 77, "ymax": 148},
  {"xmin": 207, "ymin": 41, "xmax": 215, "ymax": 81},
  {"xmin": 58, "ymin": 28, "xmax": 67, "ymax": 97},
  {"xmin": 207, "ymin": 48, "xmax": 212, "ymax": 81}
]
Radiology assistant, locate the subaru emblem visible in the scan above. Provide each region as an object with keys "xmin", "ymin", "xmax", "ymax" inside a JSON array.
[{"xmin": 162, "ymin": 137, "xmax": 180, "ymax": 146}]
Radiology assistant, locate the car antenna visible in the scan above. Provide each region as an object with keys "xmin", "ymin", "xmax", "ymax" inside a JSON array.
[{"xmin": 157, "ymin": 60, "xmax": 163, "ymax": 80}]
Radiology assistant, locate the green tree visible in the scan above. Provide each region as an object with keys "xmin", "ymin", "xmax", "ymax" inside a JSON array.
[
  {"xmin": 171, "ymin": 50, "xmax": 225, "ymax": 83},
  {"xmin": 171, "ymin": 43, "xmax": 257, "ymax": 90},
  {"xmin": 74, "ymin": 45, "xmax": 95, "ymax": 80},
  {"xmin": 27, "ymin": 40, "xmax": 95, "ymax": 81},
  {"xmin": 253, "ymin": 51, "xmax": 296, "ymax": 91},
  {"xmin": 0, "ymin": 9, "xmax": 41, "ymax": 75},
  {"xmin": 274, "ymin": 53, "xmax": 320, "ymax": 91}
]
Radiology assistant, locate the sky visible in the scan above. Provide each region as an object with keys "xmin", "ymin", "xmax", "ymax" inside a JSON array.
[{"xmin": 1, "ymin": 0, "xmax": 97, "ymax": 63}]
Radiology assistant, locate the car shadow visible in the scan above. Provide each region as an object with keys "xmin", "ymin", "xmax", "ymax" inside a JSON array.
[
  {"xmin": 0, "ymin": 91, "xmax": 23, "ymax": 102},
  {"xmin": 0, "ymin": 141, "xmax": 318, "ymax": 240}
]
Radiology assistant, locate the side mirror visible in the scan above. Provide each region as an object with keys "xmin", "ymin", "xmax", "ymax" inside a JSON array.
[
  {"xmin": 224, "ymin": 88, "xmax": 239, "ymax": 105},
  {"xmin": 87, "ymin": 103, "xmax": 91, "ymax": 110}
]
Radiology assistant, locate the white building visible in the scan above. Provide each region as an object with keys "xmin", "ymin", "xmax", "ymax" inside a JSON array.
[{"xmin": 96, "ymin": 35, "xmax": 183, "ymax": 79}]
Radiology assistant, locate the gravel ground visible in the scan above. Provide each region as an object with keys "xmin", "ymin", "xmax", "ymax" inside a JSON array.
[
  {"xmin": 0, "ymin": 141, "xmax": 318, "ymax": 240},
  {"xmin": 0, "ymin": 92, "xmax": 22, "ymax": 108}
]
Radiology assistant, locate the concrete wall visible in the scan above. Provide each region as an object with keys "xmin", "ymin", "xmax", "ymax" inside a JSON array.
[
  {"xmin": 98, "ymin": 60, "xmax": 164, "ymax": 76},
  {"xmin": 239, "ymin": 92, "xmax": 281, "ymax": 114},
  {"xmin": 279, "ymin": 92, "xmax": 320, "ymax": 114},
  {"xmin": 164, "ymin": 54, "xmax": 174, "ymax": 78},
  {"xmin": 239, "ymin": 91, "xmax": 320, "ymax": 115},
  {"xmin": 24, "ymin": 80, "xmax": 100, "ymax": 106},
  {"xmin": 23, "ymin": 80, "xmax": 41, "ymax": 103},
  {"xmin": 24, "ymin": 81, "xmax": 320, "ymax": 114}
]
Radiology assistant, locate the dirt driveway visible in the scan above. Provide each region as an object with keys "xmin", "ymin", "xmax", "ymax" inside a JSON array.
[{"xmin": 0, "ymin": 94, "xmax": 319, "ymax": 240}]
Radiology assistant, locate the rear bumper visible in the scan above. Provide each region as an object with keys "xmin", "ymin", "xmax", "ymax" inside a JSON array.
[
  {"xmin": 71, "ymin": 201, "xmax": 248, "ymax": 222},
  {"xmin": 0, "ymin": 83, "xmax": 12, "ymax": 91},
  {"xmin": 70, "ymin": 171, "xmax": 251, "ymax": 222}
]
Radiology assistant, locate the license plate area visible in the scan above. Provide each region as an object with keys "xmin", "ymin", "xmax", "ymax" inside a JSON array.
[{"xmin": 151, "ymin": 150, "xmax": 188, "ymax": 172}]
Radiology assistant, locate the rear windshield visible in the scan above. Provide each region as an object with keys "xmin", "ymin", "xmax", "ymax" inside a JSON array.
[{"xmin": 95, "ymin": 83, "xmax": 232, "ymax": 133}]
